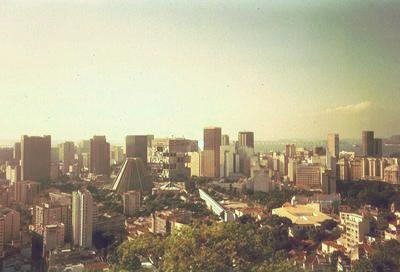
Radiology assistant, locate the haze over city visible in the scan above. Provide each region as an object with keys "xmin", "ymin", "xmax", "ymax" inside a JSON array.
[{"xmin": 1, "ymin": 1, "xmax": 400, "ymax": 142}]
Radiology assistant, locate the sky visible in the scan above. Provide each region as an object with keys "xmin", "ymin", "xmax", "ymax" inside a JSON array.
[{"xmin": 0, "ymin": 0, "xmax": 399, "ymax": 143}]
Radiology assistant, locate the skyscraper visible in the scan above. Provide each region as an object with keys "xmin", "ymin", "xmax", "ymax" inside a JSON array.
[
  {"xmin": 125, "ymin": 135, "xmax": 154, "ymax": 163},
  {"xmin": 238, "ymin": 131, "xmax": 254, "ymax": 148},
  {"xmin": 72, "ymin": 189, "xmax": 93, "ymax": 248},
  {"xmin": 327, "ymin": 133, "xmax": 339, "ymax": 158},
  {"xmin": 221, "ymin": 134, "xmax": 230, "ymax": 146},
  {"xmin": 362, "ymin": 131, "xmax": 375, "ymax": 157},
  {"xmin": 13, "ymin": 142, "xmax": 21, "ymax": 162},
  {"xmin": 203, "ymin": 127, "xmax": 222, "ymax": 178},
  {"xmin": 374, "ymin": 138, "xmax": 383, "ymax": 157},
  {"xmin": 21, "ymin": 135, "xmax": 51, "ymax": 182},
  {"xmin": 89, "ymin": 136, "xmax": 110, "ymax": 176},
  {"xmin": 59, "ymin": 141, "xmax": 75, "ymax": 174}
]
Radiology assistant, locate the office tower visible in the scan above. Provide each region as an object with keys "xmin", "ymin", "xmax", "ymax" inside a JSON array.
[
  {"xmin": 362, "ymin": 131, "xmax": 375, "ymax": 157},
  {"xmin": 0, "ymin": 185, "xmax": 12, "ymax": 207},
  {"xmin": 203, "ymin": 127, "xmax": 222, "ymax": 178},
  {"xmin": 15, "ymin": 180, "xmax": 40, "ymax": 205},
  {"xmin": 59, "ymin": 142, "xmax": 75, "ymax": 174},
  {"xmin": 125, "ymin": 135, "xmax": 154, "ymax": 163},
  {"xmin": 72, "ymin": 189, "xmax": 93, "ymax": 248},
  {"xmin": 188, "ymin": 152, "xmax": 201, "ymax": 177},
  {"xmin": 238, "ymin": 131, "xmax": 254, "ymax": 148},
  {"xmin": 221, "ymin": 134, "xmax": 230, "ymax": 146},
  {"xmin": 89, "ymin": 136, "xmax": 110, "ymax": 176},
  {"xmin": 123, "ymin": 191, "xmax": 141, "ymax": 216},
  {"xmin": 220, "ymin": 145, "xmax": 240, "ymax": 178},
  {"xmin": 285, "ymin": 144, "xmax": 297, "ymax": 158},
  {"xmin": 327, "ymin": 133, "xmax": 339, "ymax": 158},
  {"xmin": 149, "ymin": 138, "xmax": 198, "ymax": 180},
  {"xmin": 78, "ymin": 140, "xmax": 90, "ymax": 154},
  {"xmin": 374, "ymin": 138, "xmax": 383, "ymax": 157},
  {"xmin": 338, "ymin": 158, "xmax": 349, "ymax": 181},
  {"xmin": 13, "ymin": 142, "xmax": 21, "ymax": 161},
  {"xmin": 112, "ymin": 158, "xmax": 153, "ymax": 194},
  {"xmin": 295, "ymin": 164, "xmax": 322, "ymax": 190},
  {"xmin": 111, "ymin": 145, "xmax": 124, "ymax": 165},
  {"xmin": 0, "ymin": 208, "xmax": 20, "ymax": 243},
  {"xmin": 21, "ymin": 135, "xmax": 51, "ymax": 182},
  {"xmin": 288, "ymin": 159, "xmax": 298, "ymax": 182}
]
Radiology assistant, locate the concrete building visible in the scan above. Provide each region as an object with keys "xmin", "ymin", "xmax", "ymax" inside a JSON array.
[
  {"xmin": 0, "ymin": 217, "xmax": 4, "ymax": 257},
  {"xmin": 199, "ymin": 189, "xmax": 236, "ymax": 222},
  {"xmin": 362, "ymin": 131, "xmax": 375, "ymax": 157},
  {"xmin": 288, "ymin": 159, "xmax": 298, "ymax": 182},
  {"xmin": 245, "ymin": 169, "xmax": 274, "ymax": 193},
  {"xmin": 203, "ymin": 127, "xmax": 222, "ymax": 178},
  {"xmin": 285, "ymin": 144, "xmax": 296, "ymax": 158},
  {"xmin": 295, "ymin": 164, "xmax": 322, "ymax": 190},
  {"xmin": 125, "ymin": 135, "xmax": 153, "ymax": 163},
  {"xmin": 14, "ymin": 142, "xmax": 21, "ymax": 162},
  {"xmin": 112, "ymin": 158, "xmax": 153, "ymax": 194},
  {"xmin": 221, "ymin": 134, "xmax": 230, "ymax": 146},
  {"xmin": 327, "ymin": 133, "xmax": 339, "ymax": 158},
  {"xmin": 149, "ymin": 138, "xmax": 198, "ymax": 180},
  {"xmin": 111, "ymin": 145, "xmax": 124, "ymax": 165},
  {"xmin": 384, "ymin": 165, "xmax": 400, "ymax": 184},
  {"xmin": 59, "ymin": 142, "xmax": 75, "ymax": 174},
  {"xmin": 43, "ymin": 224, "xmax": 65, "ymax": 255},
  {"xmin": 187, "ymin": 152, "xmax": 201, "ymax": 177},
  {"xmin": 34, "ymin": 203, "xmax": 71, "ymax": 242},
  {"xmin": 272, "ymin": 204, "xmax": 332, "ymax": 235},
  {"xmin": 0, "ymin": 185, "xmax": 12, "ymax": 207},
  {"xmin": 72, "ymin": 189, "xmax": 93, "ymax": 248},
  {"xmin": 339, "ymin": 212, "xmax": 370, "ymax": 250},
  {"xmin": 374, "ymin": 138, "xmax": 383, "ymax": 157},
  {"xmin": 6, "ymin": 164, "xmax": 21, "ymax": 184},
  {"xmin": 0, "ymin": 208, "xmax": 20, "ymax": 243},
  {"xmin": 21, "ymin": 135, "xmax": 51, "ymax": 182},
  {"xmin": 220, "ymin": 144, "xmax": 240, "ymax": 178},
  {"xmin": 89, "ymin": 136, "xmax": 110, "ymax": 176},
  {"xmin": 123, "ymin": 191, "xmax": 141, "ymax": 216},
  {"xmin": 15, "ymin": 180, "xmax": 40, "ymax": 205},
  {"xmin": 238, "ymin": 131, "xmax": 254, "ymax": 148}
]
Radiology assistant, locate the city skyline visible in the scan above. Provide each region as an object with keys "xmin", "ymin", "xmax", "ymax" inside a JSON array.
[{"xmin": 1, "ymin": 1, "xmax": 400, "ymax": 141}]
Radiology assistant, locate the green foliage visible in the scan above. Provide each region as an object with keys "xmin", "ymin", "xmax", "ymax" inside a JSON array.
[
  {"xmin": 337, "ymin": 180, "xmax": 400, "ymax": 209},
  {"xmin": 114, "ymin": 219, "xmax": 293, "ymax": 271},
  {"xmin": 246, "ymin": 189, "xmax": 296, "ymax": 211},
  {"xmin": 352, "ymin": 240, "xmax": 400, "ymax": 272}
]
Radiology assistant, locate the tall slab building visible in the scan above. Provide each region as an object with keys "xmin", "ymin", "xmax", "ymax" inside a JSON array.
[
  {"xmin": 21, "ymin": 135, "xmax": 51, "ymax": 182},
  {"xmin": 238, "ymin": 131, "xmax": 254, "ymax": 148},
  {"xmin": 327, "ymin": 133, "xmax": 339, "ymax": 158},
  {"xmin": 203, "ymin": 127, "xmax": 222, "ymax": 178},
  {"xmin": 72, "ymin": 189, "xmax": 93, "ymax": 248},
  {"xmin": 125, "ymin": 135, "xmax": 154, "ymax": 163},
  {"xmin": 89, "ymin": 136, "xmax": 110, "ymax": 176},
  {"xmin": 362, "ymin": 131, "xmax": 375, "ymax": 157}
]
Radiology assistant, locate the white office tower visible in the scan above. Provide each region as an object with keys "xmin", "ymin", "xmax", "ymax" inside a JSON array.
[{"xmin": 72, "ymin": 189, "xmax": 93, "ymax": 248}]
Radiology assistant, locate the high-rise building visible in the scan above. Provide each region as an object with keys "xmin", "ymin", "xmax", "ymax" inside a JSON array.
[
  {"xmin": 34, "ymin": 203, "xmax": 71, "ymax": 242},
  {"xmin": 111, "ymin": 145, "xmax": 124, "ymax": 165},
  {"xmin": 295, "ymin": 164, "xmax": 322, "ymax": 190},
  {"xmin": 125, "ymin": 135, "xmax": 153, "ymax": 163},
  {"xmin": 59, "ymin": 142, "xmax": 75, "ymax": 174},
  {"xmin": 203, "ymin": 127, "xmax": 222, "ymax": 178},
  {"xmin": 89, "ymin": 136, "xmax": 110, "ymax": 176},
  {"xmin": 238, "ymin": 131, "xmax": 254, "ymax": 148},
  {"xmin": 149, "ymin": 138, "xmax": 198, "ymax": 180},
  {"xmin": 0, "ymin": 208, "xmax": 20, "ymax": 243},
  {"xmin": 123, "ymin": 191, "xmax": 141, "ymax": 216},
  {"xmin": 72, "ymin": 189, "xmax": 93, "ymax": 248},
  {"xmin": 340, "ymin": 212, "xmax": 370, "ymax": 250},
  {"xmin": 15, "ymin": 180, "xmax": 40, "ymax": 205},
  {"xmin": 374, "ymin": 138, "xmax": 383, "ymax": 157},
  {"xmin": 362, "ymin": 131, "xmax": 375, "ymax": 157},
  {"xmin": 13, "ymin": 142, "xmax": 21, "ymax": 162},
  {"xmin": 221, "ymin": 135, "xmax": 230, "ymax": 146},
  {"xmin": 327, "ymin": 133, "xmax": 339, "ymax": 158},
  {"xmin": 43, "ymin": 223, "xmax": 65, "ymax": 255},
  {"xmin": 21, "ymin": 135, "xmax": 51, "ymax": 182},
  {"xmin": 0, "ymin": 217, "xmax": 4, "ymax": 257},
  {"xmin": 220, "ymin": 145, "xmax": 240, "ymax": 178},
  {"xmin": 285, "ymin": 144, "xmax": 296, "ymax": 158}
]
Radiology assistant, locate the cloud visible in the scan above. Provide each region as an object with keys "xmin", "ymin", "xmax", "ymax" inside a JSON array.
[{"xmin": 322, "ymin": 101, "xmax": 372, "ymax": 114}]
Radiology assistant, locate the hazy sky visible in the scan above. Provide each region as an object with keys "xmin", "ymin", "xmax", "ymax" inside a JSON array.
[{"xmin": 1, "ymin": 0, "xmax": 399, "ymax": 143}]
